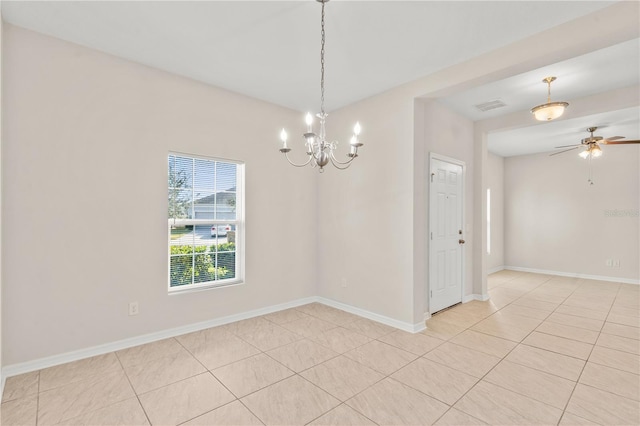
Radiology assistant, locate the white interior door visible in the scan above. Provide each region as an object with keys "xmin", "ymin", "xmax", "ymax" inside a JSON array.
[{"xmin": 429, "ymin": 155, "xmax": 464, "ymax": 313}]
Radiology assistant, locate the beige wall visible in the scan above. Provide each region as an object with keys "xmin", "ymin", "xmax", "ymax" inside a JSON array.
[
  {"xmin": 504, "ymin": 147, "xmax": 640, "ymax": 281},
  {"xmin": 1, "ymin": 12, "xmax": 4, "ymax": 385},
  {"xmin": 2, "ymin": 25, "xmax": 318, "ymax": 365},
  {"xmin": 487, "ymin": 152, "xmax": 504, "ymax": 271}
]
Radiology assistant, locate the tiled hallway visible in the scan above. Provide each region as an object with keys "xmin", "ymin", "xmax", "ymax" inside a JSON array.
[{"xmin": 2, "ymin": 271, "xmax": 639, "ymax": 425}]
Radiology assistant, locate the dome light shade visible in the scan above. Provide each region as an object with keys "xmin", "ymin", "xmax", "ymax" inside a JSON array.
[{"xmin": 531, "ymin": 76, "xmax": 569, "ymax": 122}]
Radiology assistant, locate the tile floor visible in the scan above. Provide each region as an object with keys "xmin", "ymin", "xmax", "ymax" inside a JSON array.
[{"xmin": 2, "ymin": 271, "xmax": 639, "ymax": 425}]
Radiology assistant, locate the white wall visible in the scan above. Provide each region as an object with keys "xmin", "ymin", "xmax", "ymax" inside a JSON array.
[
  {"xmin": 2, "ymin": 25, "xmax": 317, "ymax": 366},
  {"xmin": 0, "ymin": 12, "xmax": 4, "ymax": 389},
  {"xmin": 504, "ymin": 147, "xmax": 639, "ymax": 281},
  {"xmin": 486, "ymin": 152, "xmax": 504, "ymax": 272}
]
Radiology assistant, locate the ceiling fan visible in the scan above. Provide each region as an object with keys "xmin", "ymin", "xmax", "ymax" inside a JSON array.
[{"xmin": 550, "ymin": 126, "xmax": 640, "ymax": 158}]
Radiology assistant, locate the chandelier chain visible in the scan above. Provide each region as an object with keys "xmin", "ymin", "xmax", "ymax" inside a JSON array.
[{"xmin": 320, "ymin": 0, "xmax": 325, "ymax": 115}]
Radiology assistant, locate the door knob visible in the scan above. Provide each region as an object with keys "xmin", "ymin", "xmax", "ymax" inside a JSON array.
[{"xmin": 459, "ymin": 239, "xmax": 465, "ymax": 244}]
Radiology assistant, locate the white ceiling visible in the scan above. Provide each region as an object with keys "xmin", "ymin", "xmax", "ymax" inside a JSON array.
[
  {"xmin": 1, "ymin": 1, "xmax": 637, "ymax": 158},
  {"xmin": 1, "ymin": 0, "xmax": 616, "ymax": 113}
]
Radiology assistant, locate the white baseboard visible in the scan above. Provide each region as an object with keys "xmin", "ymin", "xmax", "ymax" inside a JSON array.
[
  {"xmin": 463, "ymin": 293, "xmax": 490, "ymax": 302},
  {"xmin": 1, "ymin": 296, "xmax": 317, "ymax": 381},
  {"xmin": 317, "ymin": 297, "xmax": 426, "ymax": 333},
  {"xmin": 2, "ymin": 296, "xmax": 424, "ymax": 382},
  {"xmin": 504, "ymin": 266, "xmax": 640, "ymax": 285},
  {"xmin": 487, "ymin": 265, "xmax": 505, "ymax": 274}
]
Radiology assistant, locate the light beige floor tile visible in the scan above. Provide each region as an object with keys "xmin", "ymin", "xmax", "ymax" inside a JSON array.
[
  {"xmin": 124, "ymin": 348, "xmax": 206, "ymax": 394},
  {"xmin": 607, "ymin": 313, "xmax": 640, "ymax": 327},
  {"xmin": 536, "ymin": 321, "xmax": 599, "ymax": 344},
  {"xmin": 175, "ymin": 326, "xmax": 232, "ymax": 350},
  {"xmin": 479, "ymin": 311, "xmax": 543, "ymax": 329},
  {"xmin": 511, "ymin": 297, "xmax": 559, "ymax": 312},
  {"xmin": 39, "ymin": 353, "xmax": 122, "ymax": 391},
  {"xmin": 221, "ymin": 317, "xmax": 273, "ymax": 336},
  {"xmin": 470, "ymin": 318, "xmax": 535, "ymax": 342},
  {"xmin": 212, "ymin": 353, "xmax": 294, "ymax": 397},
  {"xmin": 301, "ymin": 355, "xmax": 384, "ymax": 401},
  {"xmin": 281, "ymin": 315, "xmax": 338, "ymax": 338},
  {"xmin": 115, "ymin": 338, "xmax": 183, "ymax": 368},
  {"xmin": 596, "ymin": 332, "xmax": 640, "ymax": 355},
  {"xmin": 602, "ymin": 322, "xmax": 640, "ymax": 340},
  {"xmin": 498, "ymin": 304, "xmax": 550, "ymax": 320},
  {"xmin": 1, "ymin": 371, "xmax": 39, "ymax": 402},
  {"xmin": 562, "ymin": 297, "xmax": 612, "ymax": 312},
  {"xmin": 60, "ymin": 397, "xmax": 149, "ymax": 426},
  {"xmin": 342, "ymin": 317, "xmax": 396, "ymax": 339},
  {"xmin": 566, "ymin": 384, "xmax": 640, "ymax": 425},
  {"xmin": 241, "ymin": 375, "xmax": 340, "ymax": 426},
  {"xmin": 422, "ymin": 318, "xmax": 467, "ymax": 340},
  {"xmin": 483, "ymin": 360, "xmax": 575, "ymax": 409},
  {"xmin": 266, "ymin": 339, "xmax": 338, "ymax": 373},
  {"xmin": 189, "ymin": 334, "xmax": 261, "ymax": 370},
  {"xmin": 312, "ymin": 308, "xmax": 361, "ymax": 326},
  {"xmin": 310, "ymin": 326, "xmax": 371, "ymax": 353},
  {"xmin": 522, "ymin": 332, "xmax": 593, "ymax": 360},
  {"xmin": 609, "ymin": 305, "xmax": 640, "ymax": 318},
  {"xmin": 262, "ymin": 307, "xmax": 309, "ymax": 324},
  {"xmin": 139, "ymin": 373, "xmax": 234, "ymax": 425},
  {"xmin": 0, "ymin": 394, "xmax": 37, "ymax": 426},
  {"xmin": 505, "ymin": 344, "xmax": 585, "ymax": 381},
  {"xmin": 554, "ymin": 305, "xmax": 609, "ymax": 321},
  {"xmin": 238, "ymin": 321, "xmax": 302, "ymax": 351},
  {"xmin": 453, "ymin": 380, "xmax": 563, "ymax": 425},
  {"xmin": 521, "ymin": 290, "xmax": 567, "ymax": 305},
  {"xmin": 579, "ymin": 362, "xmax": 640, "ymax": 401},
  {"xmin": 559, "ymin": 412, "xmax": 600, "ymax": 425},
  {"xmin": 38, "ymin": 371, "xmax": 135, "ymax": 425},
  {"xmin": 589, "ymin": 345, "xmax": 640, "ymax": 374},
  {"xmin": 435, "ymin": 408, "xmax": 488, "ymax": 425},
  {"xmin": 392, "ymin": 357, "xmax": 478, "ymax": 405},
  {"xmin": 432, "ymin": 310, "xmax": 483, "ymax": 329},
  {"xmin": 378, "ymin": 329, "xmax": 444, "ymax": 355},
  {"xmin": 183, "ymin": 400, "xmax": 263, "ymax": 426},
  {"xmin": 295, "ymin": 302, "xmax": 333, "ymax": 317},
  {"xmin": 450, "ymin": 330, "xmax": 517, "ymax": 358},
  {"xmin": 423, "ymin": 342, "xmax": 501, "ymax": 378},
  {"xmin": 545, "ymin": 312, "xmax": 604, "ymax": 331},
  {"xmin": 308, "ymin": 404, "xmax": 377, "ymax": 426},
  {"xmin": 343, "ymin": 340, "xmax": 417, "ymax": 376},
  {"xmin": 346, "ymin": 378, "xmax": 449, "ymax": 426}
]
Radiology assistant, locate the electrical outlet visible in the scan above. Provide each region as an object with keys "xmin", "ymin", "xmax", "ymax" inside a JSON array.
[
  {"xmin": 129, "ymin": 302, "xmax": 139, "ymax": 316},
  {"xmin": 613, "ymin": 259, "xmax": 620, "ymax": 268},
  {"xmin": 606, "ymin": 259, "xmax": 612, "ymax": 267},
  {"xmin": 341, "ymin": 278, "xmax": 347, "ymax": 288}
]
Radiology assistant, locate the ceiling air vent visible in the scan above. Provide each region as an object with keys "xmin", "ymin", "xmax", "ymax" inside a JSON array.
[{"xmin": 474, "ymin": 99, "xmax": 506, "ymax": 112}]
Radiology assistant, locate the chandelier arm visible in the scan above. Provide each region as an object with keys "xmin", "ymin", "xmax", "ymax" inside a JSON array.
[
  {"xmin": 283, "ymin": 152, "xmax": 314, "ymax": 168},
  {"xmin": 329, "ymin": 155, "xmax": 353, "ymax": 170},
  {"xmin": 329, "ymin": 149, "xmax": 357, "ymax": 166}
]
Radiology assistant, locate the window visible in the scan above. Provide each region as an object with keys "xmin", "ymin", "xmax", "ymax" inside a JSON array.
[
  {"xmin": 486, "ymin": 188, "xmax": 491, "ymax": 255},
  {"xmin": 168, "ymin": 153, "xmax": 243, "ymax": 292}
]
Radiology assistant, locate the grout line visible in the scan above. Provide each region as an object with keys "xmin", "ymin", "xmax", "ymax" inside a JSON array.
[{"xmin": 113, "ymin": 349, "xmax": 153, "ymax": 426}]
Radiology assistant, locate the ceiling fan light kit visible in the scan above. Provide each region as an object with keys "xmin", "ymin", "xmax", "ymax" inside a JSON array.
[
  {"xmin": 279, "ymin": 0, "xmax": 363, "ymax": 172},
  {"xmin": 531, "ymin": 76, "xmax": 569, "ymax": 121}
]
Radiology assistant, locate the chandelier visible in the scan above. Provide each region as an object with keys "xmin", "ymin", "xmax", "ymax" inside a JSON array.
[
  {"xmin": 530, "ymin": 76, "xmax": 569, "ymax": 121},
  {"xmin": 279, "ymin": 0, "xmax": 363, "ymax": 172}
]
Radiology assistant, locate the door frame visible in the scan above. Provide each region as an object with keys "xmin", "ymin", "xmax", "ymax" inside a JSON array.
[{"xmin": 427, "ymin": 152, "xmax": 466, "ymax": 315}]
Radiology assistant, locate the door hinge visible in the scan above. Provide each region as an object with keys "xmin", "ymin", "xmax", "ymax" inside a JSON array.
[
  {"xmin": 430, "ymin": 173, "xmax": 434, "ymax": 183},
  {"xmin": 430, "ymin": 290, "xmax": 433, "ymax": 298},
  {"xmin": 430, "ymin": 232, "xmax": 433, "ymax": 240}
]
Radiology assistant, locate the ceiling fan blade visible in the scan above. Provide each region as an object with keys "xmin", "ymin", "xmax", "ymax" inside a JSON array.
[
  {"xmin": 550, "ymin": 146, "xmax": 581, "ymax": 156},
  {"xmin": 554, "ymin": 144, "xmax": 582, "ymax": 148},
  {"xmin": 602, "ymin": 140, "xmax": 640, "ymax": 145},
  {"xmin": 604, "ymin": 136, "xmax": 625, "ymax": 141}
]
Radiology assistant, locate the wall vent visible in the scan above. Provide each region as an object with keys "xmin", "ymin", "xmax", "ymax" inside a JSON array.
[{"xmin": 474, "ymin": 99, "xmax": 506, "ymax": 112}]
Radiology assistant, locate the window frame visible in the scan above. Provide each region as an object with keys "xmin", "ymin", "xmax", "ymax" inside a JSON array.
[{"xmin": 167, "ymin": 152, "xmax": 245, "ymax": 294}]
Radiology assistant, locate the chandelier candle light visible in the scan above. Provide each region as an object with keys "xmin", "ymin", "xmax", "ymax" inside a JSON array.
[
  {"xmin": 279, "ymin": 0, "xmax": 363, "ymax": 172},
  {"xmin": 531, "ymin": 76, "xmax": 569, "ymax": 121}
]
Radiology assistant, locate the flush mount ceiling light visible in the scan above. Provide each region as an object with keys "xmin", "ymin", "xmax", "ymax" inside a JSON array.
[
  {"xmin": 530, "ymin": 76, "xmax": 569, "ymax": 121},
  {"xmin": 279, "ymin": 0, "xmax": 363, "ymax": 172}
]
